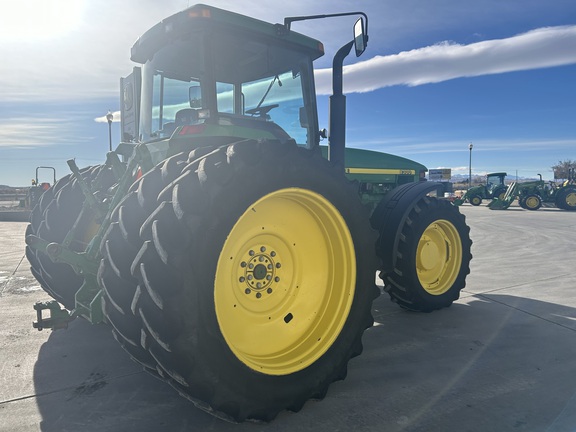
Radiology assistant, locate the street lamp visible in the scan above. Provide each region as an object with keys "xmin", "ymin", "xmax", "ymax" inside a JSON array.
[
  {"xmin": 106, "ymin": 111, "xmax": 114, "ymax": 152},
  {"xmin": 468, "ymin": 143, "xmax": 473, "ymax": 189}
]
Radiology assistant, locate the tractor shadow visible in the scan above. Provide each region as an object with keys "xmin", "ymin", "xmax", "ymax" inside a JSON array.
[{"xmin": 32, "ymin": 292, "xmax": 576, "ymax": 432}]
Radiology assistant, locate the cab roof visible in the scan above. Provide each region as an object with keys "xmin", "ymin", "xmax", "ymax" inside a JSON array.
[{"xmin": 131, "ymin": 4, "xmax": 325, "ymax": 65}]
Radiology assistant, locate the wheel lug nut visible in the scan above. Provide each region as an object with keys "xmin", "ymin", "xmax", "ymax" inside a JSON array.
[
  {"xmin": 267, "ymin": 288, "xmax": 273, "ymax": 294},
  {"xmin": 240, "ymin": 261, "xmax": 246, "ymax": 268},
  {"xmin": 260, "ymin": 246, "xmax": 266, "ymax": 252},
  {"xmin": 276, "ymin": 263, "xmax": 281, "ymax": 268},
  {"xmin": 256, "ymin": 292, "xmax": 262, "ymax": 299},
  {"xmin": 245, "ymin": 288, "xmax": 251, "ymax": 294},
  {"xmin": 271, "ymin": 251, "xmax": 276, "ymax": 257},
  {"xmin": 249, "ymin": 250, "xmax": 255, "ymax": 256},
  {"xmin": 274, "ymin": 277, "xmax": 280, "ymax": 282},
  {"xmin": 239, "ymin": 277, "xmax": 245, "ymax": 282}
]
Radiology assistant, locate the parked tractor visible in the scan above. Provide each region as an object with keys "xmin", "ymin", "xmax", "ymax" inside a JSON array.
[
  {"xmin": 26, "ymin": 5, "xmax": 472, "ymax": 422},
  {"xmin": 489, "ymin": 172, "xmax": 576, "ymax": 210},
  {"xmin": 24, "ymin": 166, "xmax": 56, "ymax": 209},
  {"xmin": 453, "ymin": 172, "xmax": 507, "ymax": 206}
]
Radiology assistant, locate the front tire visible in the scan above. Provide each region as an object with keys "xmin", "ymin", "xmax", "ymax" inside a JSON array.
[
  {"xmin": 104, "ymin": 140, "xmax": 379, "ymax": 421},
  {"xmin": 375, "ymin": 196, "xmax": 472, "ymax": 312},
  {"xmin": 469, "ymin": 195, "xmax": 482, "ymax": 206}
]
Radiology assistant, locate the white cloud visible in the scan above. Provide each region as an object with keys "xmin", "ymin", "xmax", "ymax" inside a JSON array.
[
  {"xmin": 0, "ymin": 116, "xmax": 93, "ymax": 148},
  {"xmin": 315, "ymin": 25, "xmax": 576, "ymax": 94}
]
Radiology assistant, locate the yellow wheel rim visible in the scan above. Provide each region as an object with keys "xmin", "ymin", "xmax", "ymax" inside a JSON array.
[
  {"xmin": 416, "ymin": 219, "xmax": 462, "ymax": 295},
  {"xmin": 565, "ymin": 192, "xmax": 576, "ymax": 207},
  {"xmin": 215, "ymin": 188, "xmax": 356, "ymax": 375},
  {"xmin": 526, "ymin": 196, "xmax": 540, "ymax": 209}
]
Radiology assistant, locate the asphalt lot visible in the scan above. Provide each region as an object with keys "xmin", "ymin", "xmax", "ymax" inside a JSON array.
[{"xmin": 1, "ymin": 204, "xmax": 575, "ymax": 432}]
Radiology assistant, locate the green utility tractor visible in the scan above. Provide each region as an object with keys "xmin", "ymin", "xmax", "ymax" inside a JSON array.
[
  {"xmin": 489, "ymin": 172, "xmax": 576, "ymax": 210},
  {"xmin": 26, "ymin": 5, "xmax": 472, "ymax": 422},
  {"xmin": 453, "ymin": 172, "xmax": 507, "ymax": 206}
]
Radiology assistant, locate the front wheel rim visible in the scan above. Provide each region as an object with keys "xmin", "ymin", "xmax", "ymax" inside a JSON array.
[
  {"xmin": 416, "ymin": 219, "xmax": 462, "ymax": 295},
  {"xmin": 526, "ymin": 196, "xmax": 540, "ymax": 209},
  {"xmin": 215, "ymin": 188, "xmax": 356, "ymax": 375}
]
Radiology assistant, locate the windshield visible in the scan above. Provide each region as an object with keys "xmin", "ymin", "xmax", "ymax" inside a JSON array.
[
  {"xmin": 138, "ymin": 35, "xmax": 317, "ymax": 145},
  {"xmin": 486, "ymin": 174, "xmax": 503, "ymax": 186},
  {"xmin": 241, "ymin": 71, "xmax": 306, "ymax": 143},
  {"xmin": 140, "ymin": 64, "xmax": 310, "ymax": 144}
]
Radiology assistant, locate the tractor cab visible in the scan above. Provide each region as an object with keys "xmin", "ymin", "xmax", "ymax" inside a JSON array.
[
  {"xmin": 485, "ymin": 172, "xmax": 507, "ymax": 196},
  {"xmin": 119, "ymin": 4, "xmax": 327, "ymax": 163}
]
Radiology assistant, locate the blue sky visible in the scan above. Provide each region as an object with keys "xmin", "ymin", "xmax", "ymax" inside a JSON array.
[{"xmin": 1, "ymin": 0, "xmax": 575, "ymax": 186}]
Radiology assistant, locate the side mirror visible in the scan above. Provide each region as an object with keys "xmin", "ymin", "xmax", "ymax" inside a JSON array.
[
  {"xmin": 189, "ymin": 84, "xmax": 202, "ymax": 108},
  {"xmin": 354, "ymin": 18, "xmax": 367, "ymax": 57}
]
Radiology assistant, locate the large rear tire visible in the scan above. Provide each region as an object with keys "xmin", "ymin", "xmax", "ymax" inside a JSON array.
[
  {"xmin": 524, "ymin": 194, "xmax": 542, "ymax": 211},
  {"xmin": 101, "ymin": 139, "xmax": 379, "ymax": 422},
  {"xmin": 492, "ymin": 187, "xmax": 507, "ymax": 201},
  {"xmin": 97, "ymin": 152, "xmax": 192, "ymax": 372},
  {"xmin": 374, "ymin": 194, "xmax": 472, "ymax": 312},
  {"xmin": 555, "ymin": 187, "xmax": 576, "ymax": 211},
  {"xmin": 26, "ymin": 166, "xmax": 114, "ymax": 309}
]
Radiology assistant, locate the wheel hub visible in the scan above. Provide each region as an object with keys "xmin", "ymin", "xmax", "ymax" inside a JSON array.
[
  {"xmin": 526, "ymin": 197, "xmax": 539, "ymax": 208},
  {"xmin": 238, "ymin": 246, "xmax": 281, "ymax": 297},
  {"xmin": 416, "ymin": 220, "xmax": 462, "ymax": 295},
  {"xmin": 419, "ymin": 237, "xmax": 440, "ymax": 270}
]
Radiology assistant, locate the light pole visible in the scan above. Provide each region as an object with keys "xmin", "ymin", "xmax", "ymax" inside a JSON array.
[
  {"xmin": 468, "ymin": 143, "xmax": 473, "ymax": 189},
  {"xmin": 106, "ymin": 111, "xmax": 114, "ymax": 152}
]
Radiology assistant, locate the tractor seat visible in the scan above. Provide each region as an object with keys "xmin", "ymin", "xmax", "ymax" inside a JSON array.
[{"xmin": 175, "ymin": 109, "xmax": 199, "ymax": 126}]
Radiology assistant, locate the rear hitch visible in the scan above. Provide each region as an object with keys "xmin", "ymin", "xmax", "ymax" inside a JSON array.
[{"xmin": 32, "ymin": 301, "xmax": 75, "ymax": 331}]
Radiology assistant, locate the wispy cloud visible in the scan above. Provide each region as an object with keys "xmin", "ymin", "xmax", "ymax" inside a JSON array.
[
  {"xmin": 315, "ymin": 25, "xmax": 576, "ymax": 94},
  {"xmin": 349, "ymin": 138, "xmax": 576, "ymax": 156},
  {"xmin": 0, "ymin": 116, "xmax": 94, "ymax": 148}
]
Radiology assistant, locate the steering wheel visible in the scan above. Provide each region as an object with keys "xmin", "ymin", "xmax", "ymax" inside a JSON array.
[{"xmin": 245, "ymin": 104, "xmax": 279, "ymax": 118}]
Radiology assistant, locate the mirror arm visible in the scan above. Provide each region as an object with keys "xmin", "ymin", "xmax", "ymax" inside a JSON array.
[{"xmin": 283, "ymin": 12, "xmax": 368, "ymax": 34}]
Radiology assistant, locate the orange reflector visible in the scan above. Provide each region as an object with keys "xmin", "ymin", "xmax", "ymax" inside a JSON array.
[{"xmin": 188, "ymin": 8, "xmax": 211, "ymax": 19}]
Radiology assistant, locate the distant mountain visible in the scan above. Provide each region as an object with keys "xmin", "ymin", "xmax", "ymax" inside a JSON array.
[{"xmin": 448, "ymin": 174, "xmax": 540, "ymax": 182}]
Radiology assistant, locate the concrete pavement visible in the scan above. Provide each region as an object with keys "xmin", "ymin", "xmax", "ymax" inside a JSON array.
[{"xmin": 1, "ymin": 205, "xmax": 576, "ymax": 431}]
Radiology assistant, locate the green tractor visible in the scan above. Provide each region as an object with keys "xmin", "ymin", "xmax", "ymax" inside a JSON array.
[
  {"xmin": 489, "ymin": 171, "xmax": 576, "ymax": 210},
  {"xmin": 453, "ymin": 172, "xmax": 508, "ymax": 206},
  {"xmin": 26, "ymin": 5, "xmax": 472, "ymax": 422}
]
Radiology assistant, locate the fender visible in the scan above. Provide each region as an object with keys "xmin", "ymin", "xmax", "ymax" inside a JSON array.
[{"xmin": 370, "ymin": 181, "xmax": 444, "ymax": 274}]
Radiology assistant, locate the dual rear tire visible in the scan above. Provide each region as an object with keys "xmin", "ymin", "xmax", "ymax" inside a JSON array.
[
  {"xmin": 98, "ymin": 140, "xmax": 379, "ymax": 421},
  {"xmin": 28, "ymin": 139, "xmax": 473, "ymax": 421}
]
